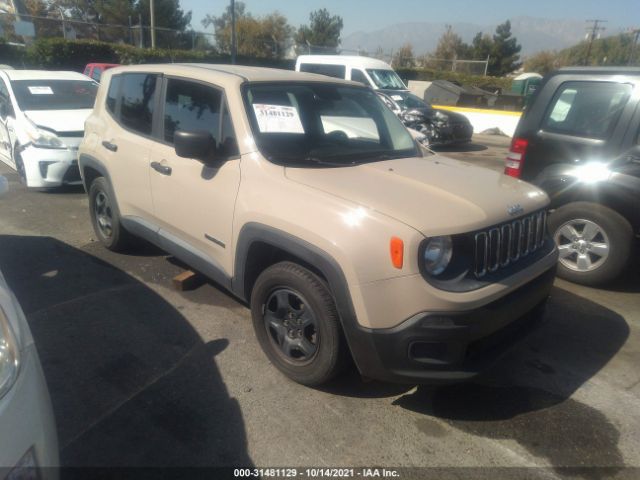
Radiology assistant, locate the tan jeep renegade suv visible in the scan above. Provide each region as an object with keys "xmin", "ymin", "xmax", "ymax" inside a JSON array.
[{"xmin": 78, "ymin": 64, "xmax": 558, "ymax": 386}]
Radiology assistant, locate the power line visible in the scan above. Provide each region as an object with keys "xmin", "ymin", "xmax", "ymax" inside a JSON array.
[{"xmin": 584, "ymin": 19, "xmax": 607, "ymax": 65}]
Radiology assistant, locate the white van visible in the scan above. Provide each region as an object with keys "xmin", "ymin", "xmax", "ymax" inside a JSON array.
[{"xmin": 295, "ymin": 55, "xmax": 408, "ymax": 91}]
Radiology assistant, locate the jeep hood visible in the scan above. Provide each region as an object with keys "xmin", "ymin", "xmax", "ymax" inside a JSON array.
[
  {"xmin": 23, "ymin": 109, "xmax": 92, "ymax": 133},
  {"xmin": 285, "ymin": 155, "xmax": 549, "ymax": 236}
]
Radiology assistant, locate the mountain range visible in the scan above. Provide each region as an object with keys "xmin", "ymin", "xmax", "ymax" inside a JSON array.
[{"xmin": 341, "ymin": 16, "xmax": 624, "ymax": 58}]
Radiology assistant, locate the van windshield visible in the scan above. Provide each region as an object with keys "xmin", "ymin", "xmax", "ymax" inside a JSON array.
[
  {"xmin": 11, "ymin": 79, "xmax": 97, "ymax": 111},
  {"xmin": 243, "ymin": 82, "xmax": 418, "ymax": 166},
  {"xmin": 366, "ymin": 69, "xmax": 406, "ymax": 90}
]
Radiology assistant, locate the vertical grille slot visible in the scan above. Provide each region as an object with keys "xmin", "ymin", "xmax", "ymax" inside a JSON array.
[
  {"xmin": 500, "ymin": 224, "xmax": 512, "ymax": 267},
  {"xmin": 511, "ymin": 220, "xmax": 522, "ymax": 261},
  {"xmin": 488, "ymin": 228, "xmax": 500, "ymax": 272},
  {"xmin": 473, "ymin": 210, "xmax": 547, "ymax": 279},
  {"xmin": 474, "ymin": 232, "xmax": 488, "ymax": 277}
]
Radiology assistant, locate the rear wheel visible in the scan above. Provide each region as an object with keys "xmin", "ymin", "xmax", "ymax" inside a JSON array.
[
  {"xmin": 250, "ymin": 261, "xmax": 348, "ymax": 386},
  {"xmin": 88, "ymin": 177, "xmax": 133, "ymax": 251},
  {"xmin": 549, "ymin": 202, "xmax": 633, "ymax": 286}
]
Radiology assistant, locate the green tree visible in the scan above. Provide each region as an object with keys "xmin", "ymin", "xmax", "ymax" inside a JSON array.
[
  {"xmin": 471, "ymin": 32, "xmax": 492, "ymax": 60},
  {"xmin": 295, "ymin": 8, "xmax": 343, "ymax": 53},
  {"xmin": 523, "ymin": 50, "xmax": 562, "ymax": 75},
  {"xmin": 135, "ymin": 0, "xmax": 191, "ymax": 32},
  {"xmin": 422, "ymin": 25, "xmax": 472, "ymax": 69},
  {"xmin": 489, "ymin": 20, "xmax": 521, "ymax": 75},
  {"xmin": 433, "ymin": 25, "xmax": 470, "ymax": 60},
  {"xmin": 203, "ymin": 2, "xmax": 293, "ymax": 59},
  {"xmin": 392, "ymin": 43, "xmax": 415, "ymax": 68}
]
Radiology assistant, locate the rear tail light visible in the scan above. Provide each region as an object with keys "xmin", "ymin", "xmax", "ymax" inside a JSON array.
[{"xmin": 505, "ymin": 137, "xmax": 528, "ymax": 178}]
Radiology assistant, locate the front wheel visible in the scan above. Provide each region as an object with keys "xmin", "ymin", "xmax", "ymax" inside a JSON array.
[
  {"xmin": 549, "ymin": 202, "xmax": 633, "ymax": 286},
  {"xmin": 13, "ymin": 147, "xmax": 27, "ymax": 185},
  {"xmin": 250, "ymin": 261, "xmax": 348, "ymax": 386}
]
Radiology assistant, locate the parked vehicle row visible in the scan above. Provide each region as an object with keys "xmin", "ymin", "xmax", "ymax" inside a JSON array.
[{"xmin": 296, "ymin": 55, "xmax": 473, "ymax": 146}]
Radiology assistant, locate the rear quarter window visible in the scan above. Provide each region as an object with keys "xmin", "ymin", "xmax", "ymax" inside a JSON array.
[
  {"xmin": 106, "ymin": 75, "xmax": 121, "ymax": 115},
  {"xmin": 119, "ymin": 73, "xmax": 157, "ymax": 135},
  {"xmin": 542, "ymin": 81, "xmax": 633, "ymax": 140}
]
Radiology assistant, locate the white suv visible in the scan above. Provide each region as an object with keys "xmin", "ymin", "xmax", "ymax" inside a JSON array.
[{"xmin": 0, "ymin": 70, "xmax": 97, "ymax": 188}]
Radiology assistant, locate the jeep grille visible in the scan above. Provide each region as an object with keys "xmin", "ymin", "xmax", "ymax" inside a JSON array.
[{"xmin": 474, "ymin": 210, "xmax": 547, "ymax": 278}]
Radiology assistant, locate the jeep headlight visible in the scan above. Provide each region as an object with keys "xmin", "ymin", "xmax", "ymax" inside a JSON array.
[
  {"xmin": 25, "ymin": 118, "xmax": 65, "ymax": 149},
  {"xmin": 0, "ymin": 306, "xmax": 20, "ymax": 399},
  {"xmin": 421, "ymin": 236, "xmax": 453, "ymax": 276}
]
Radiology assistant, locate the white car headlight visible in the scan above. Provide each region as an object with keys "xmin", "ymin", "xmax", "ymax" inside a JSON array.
[
  {"xmin": 25, "ymin": 119, "xmax": 66, "ymax": 149},
  {"xmin": 0, "ymin": 306, "xmax": 20, "ymax": 399},
  {"xmin": 422, "ymin": 236, "xmax": 453, "ymax": 276}
]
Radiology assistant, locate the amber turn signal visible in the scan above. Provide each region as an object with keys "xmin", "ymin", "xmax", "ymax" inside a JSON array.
[{"xmin": 390, "ymin": 237, "xmax": 404, "ymax": 269}]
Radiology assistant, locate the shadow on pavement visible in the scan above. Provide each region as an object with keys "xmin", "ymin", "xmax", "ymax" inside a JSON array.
[
  {"xmin": 394, "ymin": 286, "xmax": 629, "ymax": 478},
  {"xmin": 0, "ymin": 235, "xmax": 253, "ymax": 468}
]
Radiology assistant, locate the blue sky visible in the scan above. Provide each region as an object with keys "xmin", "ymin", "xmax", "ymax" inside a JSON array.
[{"xmin": 181, "ymin": 0, "xmax": 634, "ymax": 34}]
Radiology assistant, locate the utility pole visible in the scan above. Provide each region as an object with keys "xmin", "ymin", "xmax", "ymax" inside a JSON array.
[
  {"xmin": 58, "ymin": 7, "xmax": 66, "ymax": 40},
  {"xmin": 628, "ymin": 28, "xmax": 640, "ymax": 66},
  {"xmin": 230, "ymin": 0, "xmax": 237, "ymax": 64},
  {"xmin": 584, "ymin": 19, "xmax": 607, "ymax": 65},
  {"xmin": 150, "ymin": 0, "xmax": 156, "ymax": 49}
]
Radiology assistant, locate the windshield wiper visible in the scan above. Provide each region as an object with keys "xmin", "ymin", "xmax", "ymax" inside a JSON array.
[{"xmin": 302, "ymin": 156, "xmax": 356, "ymax": 167}]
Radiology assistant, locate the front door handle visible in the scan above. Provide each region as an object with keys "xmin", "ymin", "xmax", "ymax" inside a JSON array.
[
  {"xmin": 101, "ymin": 140, "xmax": 118, "ymax": 152},
  {"xmin": 151, "ymin": 161, "xmax": 172, "ymax": 176}
]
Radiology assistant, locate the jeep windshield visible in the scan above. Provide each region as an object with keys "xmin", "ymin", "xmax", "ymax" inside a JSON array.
[
  {"xmin": 243, "ymin": 82, "xmax": 418, "ymax": 166},
  {"xmin": 11, "ymin": 79, "xmax": 97, "ymax": 111}
]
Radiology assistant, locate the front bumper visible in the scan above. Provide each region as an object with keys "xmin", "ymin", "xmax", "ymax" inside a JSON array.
[
  {"xmin": 20, "ymin": 145, "xmax": 81, "ymax": 188},
  {"xmin": 0, "ymin": 344, "xmax": 59, "ymax": 477},
  {"xmin": 346, "ymin": 266, "xmax": 556, "ymax": 384}
]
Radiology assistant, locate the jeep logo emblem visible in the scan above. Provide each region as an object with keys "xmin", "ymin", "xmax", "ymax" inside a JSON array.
[{"xmin": 507, "ymin": 204, "xmax": 524, "ymax": 216}]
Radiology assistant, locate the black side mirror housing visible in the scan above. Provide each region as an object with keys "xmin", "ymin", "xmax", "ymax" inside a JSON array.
[{"xmin": 174, "ymin": 130, "xmax": 217, "ymax": 162}]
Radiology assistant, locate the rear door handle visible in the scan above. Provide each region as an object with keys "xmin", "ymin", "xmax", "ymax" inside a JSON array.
[
  {"xmin": 151, "ymin": 161, "xmax": 172, "ymax": 176},
  {"xmin": 101, "ymin": 141, "xmax": 118, "ymax": 152}
]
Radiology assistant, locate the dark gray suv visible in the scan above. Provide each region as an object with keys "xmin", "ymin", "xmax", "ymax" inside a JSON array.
[{"xmin": 504, "ymin": 67, "xmax": 640, "ymax": 286}]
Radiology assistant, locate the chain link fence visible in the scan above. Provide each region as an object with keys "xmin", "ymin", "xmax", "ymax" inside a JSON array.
[{"xmin": 0, "ymin": 12, "xmax": 215, "ymax": 50}]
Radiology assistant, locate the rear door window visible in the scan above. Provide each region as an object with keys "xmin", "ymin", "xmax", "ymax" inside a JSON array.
[
  {"xmin": 119, "ymin": 73, "xmax": 158, "ymax": 136},
  {"xmin": 299, "ymin": 63, "xmax": 346, "ymax": 79},
  {"xmin": 542, "ymin": 81, "xmax": 633, "ymax": 140}
]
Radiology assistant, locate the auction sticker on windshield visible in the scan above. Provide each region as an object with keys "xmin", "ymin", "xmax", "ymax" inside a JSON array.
[
  {"xmin": 27, "ymin": 86, "xmax": 54, "ymax": 95},
  {"xmin": 253, "ymin": 104, "xmax": 304, "ymax": 134}
]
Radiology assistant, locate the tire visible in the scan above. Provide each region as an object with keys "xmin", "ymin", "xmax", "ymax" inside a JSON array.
[
  {"xmin": 250, "ymin": 261, "xmax": 348, "ymax": 386},
  {"xmin": 13, "ymin": 147, "xmax": 27, "ymax": 186},
  {"xmin": 88, "ymin": 177, "xmax": 133, "ymax": 252},
  {"xmin": 548, "ymin": 202, "xmax": 633, "ymax": 286}
]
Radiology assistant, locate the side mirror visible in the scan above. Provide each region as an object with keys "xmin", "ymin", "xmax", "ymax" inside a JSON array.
[
  {"xmin": 0, "ymin": 102, "xmax": 7, "ymax": 119},
  {"xmin": 174, "ymin": 130, "xmax": 217, "ymax": 162},
  {"xmin": 0, "ymin": 176, "xmax": 8, "ymax": 196}
]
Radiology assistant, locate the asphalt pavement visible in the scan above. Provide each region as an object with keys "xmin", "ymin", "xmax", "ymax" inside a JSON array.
[{"xmin": 0, "ymin": 134, "xmax": 638, "ymax": 479}]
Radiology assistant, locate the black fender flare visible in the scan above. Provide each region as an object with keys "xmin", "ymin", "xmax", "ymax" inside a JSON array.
[{"xmin": 233, "ymin": 223, "xmax": 384, "ymax": 376}]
